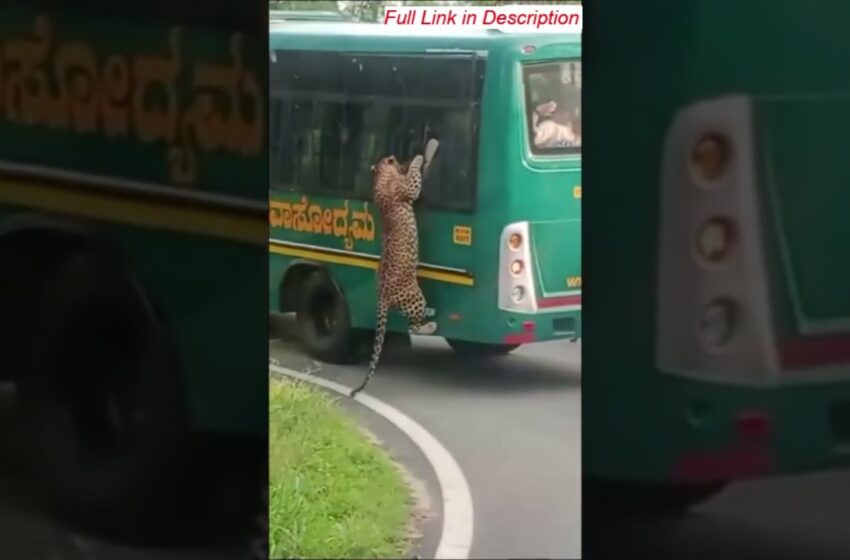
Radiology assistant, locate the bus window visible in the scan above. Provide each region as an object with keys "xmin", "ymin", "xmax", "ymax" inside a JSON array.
[
  {"xmin": 270, "ymin": 50, "xmax": 343, "ymax": 195},
  {"xmin": 524, "ymin": 60, "xmax": 582, "ymax": 153},
  {"xmin": 271, "ymin": 49, "xmax": 483, "ymax": 209},
  {"xmin": 270, "ymin": 97, "xmax": 284, "ymax": 186},
  {"xmin": 344, "ymin": 54, "xmax": 403, "ymax": 198},
  {"xmin": 395, "ymin": 55, "xmax": 484, "ymax": 211},
  {"xmin": 342, "ymin": 52, "xmax": 483, "ymax": 207}
]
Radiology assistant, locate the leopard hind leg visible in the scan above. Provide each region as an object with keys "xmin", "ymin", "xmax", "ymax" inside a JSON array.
[{"xmin": 401, "ymin": 283, "xmax": 437, "ymax": 335}]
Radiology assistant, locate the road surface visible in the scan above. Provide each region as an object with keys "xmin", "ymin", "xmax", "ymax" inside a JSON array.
[
  {"xmin": 274, "ymin": 313, "xmax": 850, "ymax": 560},
  {"xmin": 0, "ymin": 383, "xmax": 261, "ymax": 560},
  {"xmin": 270, "ymin": 313, "xmax": 583, "ymax": 559},
  {"xmin": 589, "ymin": 469, "xmax": 850, "ymax": 560}
]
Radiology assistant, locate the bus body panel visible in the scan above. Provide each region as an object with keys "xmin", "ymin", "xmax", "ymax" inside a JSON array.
[
  {"xmin": 585, "ymin": 1, "xmax": 850, "ymax": 483},
  {"xmin": 756, "ymin": 96, "xmax": 850, "ymax": 342},
  {"xmin": 269, "ymin": 23, "xmax": 581, "ymax": 345},
  {"xmin": 507, "ymin": 40, "xmax": 581, "ymax": 336},
  {"xmin": 0, "ymin": 7, "xmax": 267, "ymax": 437}
]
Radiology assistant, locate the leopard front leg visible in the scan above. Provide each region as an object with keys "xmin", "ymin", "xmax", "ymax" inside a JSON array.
[
  {"xmin": 400, "ymin": 155, "xmax": 425, "ymax": 203},
  {"xmin": 400, "ymin": 283, "xmax": 437, "ymax": 335}
]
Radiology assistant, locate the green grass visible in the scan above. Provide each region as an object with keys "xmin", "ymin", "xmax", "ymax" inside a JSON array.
[{"xmin": 269, "ymin": 378, "xmax": 411, "ymax": 559}]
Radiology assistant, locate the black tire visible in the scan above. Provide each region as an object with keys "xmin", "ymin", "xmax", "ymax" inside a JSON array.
[
  {"xmin": 585, "ymin": 477, "xmax": 727, "ymax": 518},
  {"xmin": 15, "ymin": 250, "xmax": 191, "ymax": 543},
  {"xmin": 446, "ymin": 338, "xmax": 521, "ymax": 357},
  {"xmin": 295, "ymin": 270, "xmax": 359, "ymax": 364}
]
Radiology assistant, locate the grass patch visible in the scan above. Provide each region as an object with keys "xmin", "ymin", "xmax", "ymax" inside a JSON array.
[{"xmin": 269, "ymin": 378, "xmax": 410, "ymax": 559}]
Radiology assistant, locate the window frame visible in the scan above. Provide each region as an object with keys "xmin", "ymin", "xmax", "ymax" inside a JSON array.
[
  {"xmin": 522, "ymin": 58, "xmax": 582, "ymax": 157},
  {"xmin": 269, "ymin": 48, "xmax": 485, "ymax": 213}
]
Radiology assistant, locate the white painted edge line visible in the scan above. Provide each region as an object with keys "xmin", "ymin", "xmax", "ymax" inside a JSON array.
[{"xmin": 269, "ymin": 364, "xmax": 474, "ymax": 560}]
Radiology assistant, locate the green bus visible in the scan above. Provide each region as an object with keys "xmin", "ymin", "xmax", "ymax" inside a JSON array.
[
  {"xmin": 269, "ymin": 21, "xmax": 582, "ymax": 363},
  {"xmin": 0, "ymin": 1, "xmax": 266, "ymax": 539},
  {"xmin": 584, "ymin": 2, "xmax": 850, "ymax": 510}
]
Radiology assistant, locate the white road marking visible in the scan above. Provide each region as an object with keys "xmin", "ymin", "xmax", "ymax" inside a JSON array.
[{"xmin": 269, "ymin": 363, "xmax": 475, "ymax": 560}]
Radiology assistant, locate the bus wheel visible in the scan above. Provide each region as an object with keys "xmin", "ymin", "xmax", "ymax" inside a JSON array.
[
  {"xmin": 296, "ymin": 270, "xmax": 358, "ymax": 364},
  {"xmin": 16, "ymin": 250, "xmax": 190, "ymax": 543},
  {"xmin": 446, "ymin": 338, "xmax": 520, "ymax": 357},
  {"xmin": 585, "ymin": 478, "xmax": 727, "ymax": 517}
]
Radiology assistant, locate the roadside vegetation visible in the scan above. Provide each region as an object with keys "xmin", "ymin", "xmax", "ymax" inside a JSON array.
[{"xmin": 268, "ymin": 378, "xmax": 411, "ymax": 559}]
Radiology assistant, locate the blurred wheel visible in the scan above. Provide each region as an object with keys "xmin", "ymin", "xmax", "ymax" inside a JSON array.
[
  {"xmin": 16, "ymin": 250, "xmax": 190, "ymax": 543},
  {"xmin": 296, "ymin": 270, "xmax": 359, "ymax": 364}
]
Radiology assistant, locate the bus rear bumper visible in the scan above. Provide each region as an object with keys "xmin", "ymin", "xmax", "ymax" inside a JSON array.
[
  {"xmin": 667, "ymin": 381, "xmax": 850, "ymax": 483},
  {"xmin": 501, "ymin": 309, "xmax": 581, "ymax": 344}
]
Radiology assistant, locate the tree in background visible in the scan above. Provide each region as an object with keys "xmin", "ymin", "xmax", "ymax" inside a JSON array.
[
  {"xmin": 464, "ymin": 1, "xmax": 580, "ymax": 4},
  {"xmin": 269, "ymin": 0, "xmax": 339, "ymax": 11},
  {"xmin": 344, "ymin": 1, "xmax": 386, "ymax": 22},
  {"xmin": 269, "ymin": 1, "xmax": 384, "ymax": 20}
]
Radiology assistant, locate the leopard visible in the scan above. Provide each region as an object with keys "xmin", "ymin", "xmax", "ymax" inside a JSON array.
[{"xmin": 350, "ymin": 138, "xmax": 440, "ymax": 398}]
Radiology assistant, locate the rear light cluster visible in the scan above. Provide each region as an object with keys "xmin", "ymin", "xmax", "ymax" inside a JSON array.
[
  {"xmin": 510, "ymin": 259, "xmax": 524, "ymax": 275},
  {"xmin": 656, "ymin": 96, "xmax": 779, "ymax": 383},
  {"xmin": 690, "ymin": 134, "xmax": 741, "ymax": 350},
  {"xmin": 694, "ymin": 216, "xmax": 738, "ymax": 267},
  {"xmin": 499, "ymin": 222, "xmax": 538, "ymax": 313}
]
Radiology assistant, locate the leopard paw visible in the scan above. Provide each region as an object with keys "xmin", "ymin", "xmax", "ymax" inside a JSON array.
[
  {"xmin": 425, "ymin": 138, "xmax": 440, "ymax": 163},
  {"xmin": 410, "ymin": 321, "xmax": 437, "ymax": 335}
]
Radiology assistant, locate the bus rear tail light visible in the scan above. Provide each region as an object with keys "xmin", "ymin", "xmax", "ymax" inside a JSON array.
[
  {"xmin": 691, "ymin": 133, "xmax": 731, "ymax": 183},
  {"xmin": 694, "ymin": 216, "xmax": 738, "ymax": 267},
  {"xmin": 508, "ymin": 233, "xmax": 523, "ymax": 250},
  {"xmin": 511, "ymin": 286, "xmax": 525, "ymax": 303},
  {"xmin": 499, "ymin": 222, "xmax": 538, "ymax": 313},
  {"xmin": 697, "ymin": 298, "xmax": 740, "ymax": 352},
  {"xmin": 736, "ymin": 410, "xmax": 772, "ymax": 442},
  {"xmin": 656, "ymin": 96, "xmax": 779, "ymax": 384}
]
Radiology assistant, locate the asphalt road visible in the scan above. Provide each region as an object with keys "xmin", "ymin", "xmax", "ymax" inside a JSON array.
[
  {"xmin": 589, "ymin": 468, "xmax": 850, "ymax": 560},
  {"xmin": 273, "ymin": 313, "xmax": 850, "ymax": 560},
  {"xmin": 270, "ymin": 313, "xmax": 583, "ymax": 560},
  {"xmin": 0, "ymin": 383, "xmax": 261, "ymax": 560}
]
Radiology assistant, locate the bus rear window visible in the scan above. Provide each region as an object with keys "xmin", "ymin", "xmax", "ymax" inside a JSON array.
[{"xmin": 523, "ymin": 60, "xmax": 581, "ymax": 154}]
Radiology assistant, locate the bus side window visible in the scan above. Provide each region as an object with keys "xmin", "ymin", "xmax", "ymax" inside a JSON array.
[
  {"xmin": 345, "ymin": 54, "xmax": 405, "ymax": 198},
  {"xmin": 523, "ymin": 60, "xmax": 582, "ymax": 153},
  {"xmin": 396, "ymin": 55, "xmax": 483, "ymax": 211},
  {"xmin": 275, "ymin": 50, "xmax": 483, "ymax": 207},
  {"xmin": 273, "ymin": 50, "xmax": 355, "ymax": 196},
  {"xmin": 269, "ymin": 97, "xmax": 283, "ymax": 188}
]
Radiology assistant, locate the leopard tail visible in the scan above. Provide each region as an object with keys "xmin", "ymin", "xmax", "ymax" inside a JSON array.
[{"xmin": 350, "ymin": 299, "xmax": 389, "ymax": 398}]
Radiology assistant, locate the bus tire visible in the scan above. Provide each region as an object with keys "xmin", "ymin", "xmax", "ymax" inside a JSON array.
[
  {"xmin": 296, "ymin": 270, "xmax": 358, "ymax": 364},
  {"xmin": 584, "ymin": 477, "xmax": 727, "ymax": 517},
  {"xmin": 16, "ymin": 250, "xmax": 191, "ymax": 543},
  {"xmin": 446, "ymin": 338, "xmax": 521, "ymax": 357}
]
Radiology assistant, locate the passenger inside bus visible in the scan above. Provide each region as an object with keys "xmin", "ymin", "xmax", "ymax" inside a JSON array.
[
  {"xmin": 526, "ymin": 61, "xmax": 581, "ymax": 150},
  {"xmin": 532, "ymin": 100, "xmax": 580, "ymax": 148}
]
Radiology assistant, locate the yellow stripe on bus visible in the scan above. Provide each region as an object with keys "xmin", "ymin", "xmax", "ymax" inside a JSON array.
[
  {"xmin": 0, "ymin": 177, "xmax": 266, "ymax": 245},
  {"xmin": 417, "ymin": 268, "xmax": 474, "ymax": 286},
  {"xmin": 269, "ymin": 243, "xmax": 475, "ymax": 286}
]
